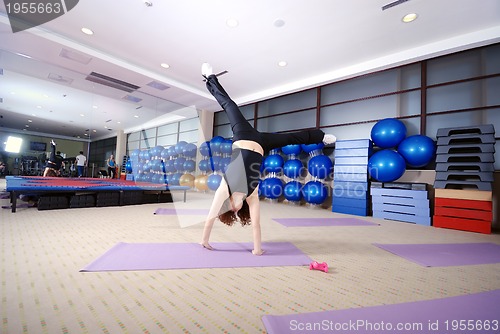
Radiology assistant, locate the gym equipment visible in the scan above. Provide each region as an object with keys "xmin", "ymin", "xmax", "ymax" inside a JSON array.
[
  {"xmin": 371, "ymin": 118, "xmax": 407, "ymax": 148},
  {"xmin": 309, "ymin": 261, "xmax": 328, "ymax": 273},
  {"xmin": 368, "ymin": 149, "xmax": 406, "ymax": 182},
  {"xmin": 397, "ymin": 135, "xmax": 436, "ymax": 168}
]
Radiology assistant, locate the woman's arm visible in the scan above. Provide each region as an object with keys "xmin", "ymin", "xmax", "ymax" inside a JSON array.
[
  {"xmin": 246, "ymin": 192, "xmax": 263, "ymax": 255},
  {"xmin": 201, "ymin": 178, "xmax": 230, "ymax": 249}
]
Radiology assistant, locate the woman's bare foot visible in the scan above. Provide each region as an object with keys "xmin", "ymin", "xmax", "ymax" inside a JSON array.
[
  {"xmin": 252, "ymin": 249, "xmax": 265, "ymax": 256},
  {"xmin": 200, "ymin": 242, "xmax": 213, "ymax": 250}
]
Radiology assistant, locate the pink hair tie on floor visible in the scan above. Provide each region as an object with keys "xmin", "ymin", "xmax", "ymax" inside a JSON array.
[{"xmin": 309, "ymin": 261, "xmax": 328, "ymax": 273}]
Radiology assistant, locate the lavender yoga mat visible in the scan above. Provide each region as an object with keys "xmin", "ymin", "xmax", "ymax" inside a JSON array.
[
  {"xmin": 273, "ymin": 217, "xmax": 378, "ymax": 227},
  {"xmin": 154, "ymin": 208, "xmax": 209, "ymax": 215},
  {"xmin": 81, "ymin": 242, "xmax": 312, "ymax": 272},
  {"xmin": 374, "ymin": 243, "xmax": 500, "ymax": 267},
  {"xmin": 262, "ymin": 289, "xmax": 500, "ymax": 334}
]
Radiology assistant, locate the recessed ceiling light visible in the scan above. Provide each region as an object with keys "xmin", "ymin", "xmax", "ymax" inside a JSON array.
[
  {"xmin": 160, "ymin": 63, "xmax": 170, "ymax": 69},
  {"xmin": 402, "ymin": 13, "xmax": 418, "ymax": 23},
  {"xmin": 134, "ymin": 115, "xmax": 139, "ymax": 118},
  {"xmin": 81, "ymin": 27, "xmax": 94, "ymax": 35},
  {"xmin": 226, "ymin": 18, "xmax": 239, "ymax": 28},
  {"xmin": 28, "ymin": 119, "xmax": 32, "ymax": 122},
  {"xmin": 80, "ymin": 114, "xmax": 85, "ymax": 117},
  {"xmin": 93, "ymin": 105, "xmax": 98, "ymax": 109},
  {"xmin": 278, "ymin": 61, "xmax": 288, "ymax": 67},
  {"xmin": 36, "ymin": 105, "xmax": 42, "ymax": 108},
  {"xmin": 273, "ymin": 19, "xmax": 285, "ymax": 28}
]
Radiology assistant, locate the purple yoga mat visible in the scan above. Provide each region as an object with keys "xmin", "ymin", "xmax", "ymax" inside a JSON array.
[
  {"xmin": 263, "ymin": 289, "xmax": 500, "ymax": 334},
  {"xmin": 154, "ymin": 208, "xmax": 209, "ymax": 215},
  {"xmin": 80, "ymin": 242, "xmax": 312, "ymax": 272},
  {"xmin": 374, "ymin": 243, "xmax": 500, "ymax": 267},
  {"xmin": 273, "ymin": 217, "xmax": 378, "ymax": 227}
]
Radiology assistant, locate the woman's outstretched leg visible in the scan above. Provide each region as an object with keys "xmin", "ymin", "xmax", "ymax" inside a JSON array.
[{"xmin": 202, "ymin": 64, "xmax": 255, "ymax": 134}]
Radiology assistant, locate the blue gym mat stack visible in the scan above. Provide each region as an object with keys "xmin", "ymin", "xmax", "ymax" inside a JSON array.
[{"xmin": 332, "ymin": 139, "xmax": 372, "ymax": 216}]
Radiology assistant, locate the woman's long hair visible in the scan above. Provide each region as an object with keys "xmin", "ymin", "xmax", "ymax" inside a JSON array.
[{"xmin": 218, "ymin": 200, "xmax": 251, "ymax": 226}]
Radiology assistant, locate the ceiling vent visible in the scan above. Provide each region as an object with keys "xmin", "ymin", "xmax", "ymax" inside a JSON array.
[
  {"xmin": 147, "ymin": 80, "xmax": 170, "ymax": 91},
  {"xmin": 122, "ymin": 95, "xmax": 142, "ymax": 103},
  {"xmin": 48, "ymin": 73, "xmax": 74, "ymax": 84},
  {"xmin": 382, "ymin": 0, "xmax": 410, "ymax": 10},
  {"xmin": 0, "ymin": 98, "xmax": 3, "ymax": 103},
  {"xmin": 86, "ymin": 72, "xmax": 140, "ymax": 93},
  {"xmin": 59, "ymin": 48, "xmax": 93, "ymax": 64},
  {"xmin": 0, "ymin": 68, "xmax": 3, "ymax": 75}
]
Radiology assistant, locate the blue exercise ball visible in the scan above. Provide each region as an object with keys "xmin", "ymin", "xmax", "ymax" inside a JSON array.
[
  {"xmin": 371, "ymin": 118, "xmax": 407, "ymax": 148},
  {"xmin": 140, "ymin": 150, "xmax": 151, "ymax": 161},
  {"xmin": 207, "ymin": 174, "xmax": 222, "ymax": 191},
  {"xmin": 160, "ymin": 148, "xmax": 171, "ymax": 160},
  {"xmin": 307, "ymin": 155, "xmax": 333, "ymax": 179},
  {"xmin": 165, "ymin": 159, "xmax": 176, "ymax": 173},
  {"xmin": 219, "ymin": 157, "xmax": 232, "ymax": 173},
  {"xmin": 397, "ymin": 135, "xmax": 436, "ymax": 168},
  {"xmin": 301, "ymin": 143, "xmax": 324, "ymax": 155},
  {"xmin": 302, "ymin": 181, "xmax": 328, "ymax": 205},
  {"xmin": 198, "ymin": 158, "xmax": 210, "ymax": 172},
  {"xmin": 199, "ymin": 141, "xmax": 211, "ymax": 156},
  {"xmin": 260, "ymin": 177, "xmax": 284, "ymax": 199},
  {"xmin": 174, "ymin": 157, "xmax": 186, "ymax": 171},
  {"xmin": 210, "ymin": 136, "xmax": 225, "ymax": 153},
  {"xmin": 209, "ymin": 156, "xmax": 221, "ymax": 172},
  {"xmin": 263, "ymin": 154, "xmax": 284, "ymax": 174},
  {"xmin": 284, "ymin": 181, "xmax": 303, "ymax": 202},
  {"xmin": 125, "ymin": 160, "xmax": 132, "ymax": 173},
  {"xmin": 170, "ymin": 173, "xmax": 182, "ymax": 186},
  {"xmin": 130, "ymin": 149, "xmax": 140, "ymax": 158},
  {"xmin": 183, "ymin": 160, "xmax": 196, "ymax": 173},
  {"xmin": 150, "ymin": 145, "xmax": 164, "ymax": 158},
  {"xmin": 174, "ymin": 141, "xmax": 188, "ymax": 155},
  {"xmin": 282, "ymin": 144, "xmax": 302, "ymax": 156},
  {"xmin": 182, "ymin": 143, "xmax": 197, "ymax": 158},
  {"xmin": 167, "ymin": 145, "xmax": 177, "ymax": 157},
  {"xmin": 368, "ymin": 149, "xmax": 406, "ymax": 182},
  {"xmin": 283, "ymin": 159, "xmax": 304, "ymax": 179},
  {"xmin": 220, "ymin": 139, "xmax": 233, "ymax": 155}
]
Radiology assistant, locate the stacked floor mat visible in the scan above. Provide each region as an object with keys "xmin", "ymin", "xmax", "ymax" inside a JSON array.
[
  {"xmin": 332, "ymin": 139, "xmax": 372, "ymax": 216},
  {"xmin": 371, "ymin": 182, "xmax": 431, "ymax": 226},
  {"xmin": 433, "ymin": 124, "xmax": 495, "ymax": 234}
]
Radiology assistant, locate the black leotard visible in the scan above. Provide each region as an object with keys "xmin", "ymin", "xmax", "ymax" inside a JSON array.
[{"xmin": 205, "ymin": 75, "xmax": 324, "ymax": 196}]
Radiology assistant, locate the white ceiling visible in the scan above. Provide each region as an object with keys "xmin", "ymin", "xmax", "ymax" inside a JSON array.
[{"xmin": 0, "ymin": 0, "xmax": 499, "ymax": 141}]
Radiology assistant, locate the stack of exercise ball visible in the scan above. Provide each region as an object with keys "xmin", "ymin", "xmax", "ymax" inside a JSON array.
[
  {"xmin": 149, "ymin": 145, "xmax": 167, "ymax": 185},
  {"xmin": 302, "ymin": 142, "xmax": 332, "ymax": 205},
  {"xmin": 282, "ymin": 144, "xmax": 304, "ymax": 204},
  {"xmin": 195, "ymin": 140, "xmax": 211, "ymax": 191},
  {"xmin": 260, "ymin": 148, "xmax": 284, "ymax": 201},
  {"xmin": 206, "ymin": 136, "xmax": 225, "ymax": 191},
  {"xmin": 179, "ymin": 142, "xmax": 197, "ymax": 188},
  {"xmin": 369, "ymin": 118, "xmax": 436, "ymax": 182}
]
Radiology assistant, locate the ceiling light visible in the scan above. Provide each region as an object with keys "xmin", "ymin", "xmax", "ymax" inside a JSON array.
[
  {"xmin": 28, "ymin": 119, "xmax": 32, "ymax": 122},
  {"xmin": 226, "ymin": 18, "xmax": 239, "ymax": 28},
  {"xmin": 273, "ymin": 19, "xmax": 285, "ymax": 28},
  {"xmin": 160, "ymin": 63, "xmax": 170, "ymax": 69},
  {"xmin": 402, "ymin": 13, "xmax": 418, "ymax": 23},
  {"xmin": 278, "ymin": 61, "xmax": 288, "ymax": 67},
  {"xmin": 36, "ymin": 105, "xmax": 42, "ymax": 108},
  {"xmin": 134, "ymin": 115, "xmax": 139, "ymax": 118},
  {"xmin": 80, "ymin": 114, "xmax": 85, "ymax": 117},
  {"xmin": 81, "ymin": 27, "xmax": 94, "ymax": 35},
  {"xmin": 93, "ymin": 105, "xmax": 98, "ymax": 109}
]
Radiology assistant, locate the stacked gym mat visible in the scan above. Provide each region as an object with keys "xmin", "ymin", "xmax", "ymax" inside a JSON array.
[
  {"xmin": 371, "ymin": 182, "xmax": 431, "ymax": 226},
  {"xmin": 433, "ymin": 124, "xmax": 495, "ymax": 234},
  {"xmin": 332, "ymin": 139, "xmax": 372, "ymax": 216}
]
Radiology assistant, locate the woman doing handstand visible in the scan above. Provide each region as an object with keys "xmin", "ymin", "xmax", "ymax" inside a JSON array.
[
  {"xmin": 200, "ymin": 63, "xmax": 336, "ymax": 255},
  {"xmin": 43, "ymin": 140, "xmax": 64, "ymax": 177}
]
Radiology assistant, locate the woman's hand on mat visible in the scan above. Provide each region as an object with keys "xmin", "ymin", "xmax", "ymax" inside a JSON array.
[
  {"xmin": 200, "ymin": 242, "xmax": 213, "ymax": 250},
  {"xmin": 252, "ymin": 249, "xmax": 265, "ymax": 256}
]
